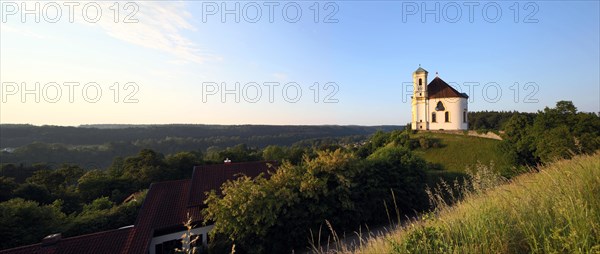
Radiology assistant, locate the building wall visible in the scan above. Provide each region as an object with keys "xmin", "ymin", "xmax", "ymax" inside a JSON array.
[
  {"xmin": 149, "ymin": 225, "xmax": 214, "ymax": 254},
  {"xmin": 427, "ymin": 97, "xmax": 468, "ymax": 130},
  {"xmin": 411, "ymin": 71, "xmax": 429, "ymax": 130}
]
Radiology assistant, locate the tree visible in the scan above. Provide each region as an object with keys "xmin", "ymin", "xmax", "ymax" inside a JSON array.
[
  {"xmin": 165, "ymin": 151, "xmax": 203, "ymax": 179},
  {"xmin": 535, "ymin": 126, "xmax": 576, "ymax": 162},
  {"xmin": 0, "ymin": 198, "xmax": 66, "ymax": 249},
  {"xmin": 502, "ymin": 114, "xmax": 537, "ymax": 166},
  {"xmin": 77, "ymin": 170, "xmax": 114, "ymax": 202},
  {"xmin": 82, "ymin": 197, "xmax": 114, "ymax": 214},
  {"xmin": 121, "ymin": 149, "xmax": 173, "ymax": 187},
  {"xmin": 218, "ymin": 144, "xmax": 261, "ymax": 162},
  {"xmin": 0, "ymin": 177, "xmax": 17, "ymax": 202},
  {"xmin": 13, "ymin": 183, "xmax": 52, "ymax": 204},
  {"xmin": 262, "ymin": 145, "xmax": 287, "ymax": 162},
  {"xmin": 204, "ymin": 147, "xmax": 428, "ymax": 253},
  {"xmin": 25, "ymin": 165, "xmax": 84, "ymax": 194}
]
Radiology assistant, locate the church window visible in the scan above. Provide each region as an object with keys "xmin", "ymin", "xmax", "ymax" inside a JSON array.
[
  {"xmin": 419, "ymin": 79, "xmax": 422, "ymax": 86},
  {"xmin": 436, "ymin": 101, "xmax": 445, "ymax": 111},
  {"xmin": 432, "ymin": 112, "xmax": 437, "ymax": 122},
  {"xmin": 463, "ymin": 110, "xmax": 467, "ymax": 123},
  {"xmin": 445, "ymin": 111, "xmax": 450, "ymax": 122}
]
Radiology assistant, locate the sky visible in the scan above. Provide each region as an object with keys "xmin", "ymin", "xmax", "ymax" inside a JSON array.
[{"xmin": 0, "ymin": 0, "xmax": 599, "ymax": 126}]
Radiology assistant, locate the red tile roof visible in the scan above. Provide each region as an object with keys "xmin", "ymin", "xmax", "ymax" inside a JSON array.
[
  {"xmin": 0, "ymin": 227, "xmax": 133, "ymax": 254},
  {"xmin": 1, "ymin": 161, "xmax": 276, "ymax": 254},
  {"xmin": 188, "ymin": 161, "xmax": 277, "ymax": 206},
  {"xmin": 428, "ymin": 77, "xmax": 469, "ymax": 99}
]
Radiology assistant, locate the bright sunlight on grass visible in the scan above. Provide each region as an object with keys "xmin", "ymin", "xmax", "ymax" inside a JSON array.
[{"xmin": 358, "ymin": 152, "xmax": 600, "ymax": 253}]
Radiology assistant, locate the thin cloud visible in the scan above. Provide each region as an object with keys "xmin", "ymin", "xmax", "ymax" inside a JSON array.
[
  {"xmin": 90, "ymin": 1, "xmax": 213, "ymax": 64},
  {"xmin": 272, "ymin": 72, "xmax": 288, "ymax": 80}
]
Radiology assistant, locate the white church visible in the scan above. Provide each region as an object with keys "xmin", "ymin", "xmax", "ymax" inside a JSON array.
[{"xmin": 411, "ymin": 66, "xmax": 469, "ymax": 130}]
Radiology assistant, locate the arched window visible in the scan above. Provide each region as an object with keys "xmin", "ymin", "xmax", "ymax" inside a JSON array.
[
  {"xmin": 436, "ymin": 101, "xmax": 445, "ymax": 111},
  {"xmin": 432, "ymin": 112, "xmax": 437, "ymax": 123},
  {"xmin": 463, "ymin": 110, "xmax": 467, "ymax": 123},
  {"xmin": 445, "ymin": 111, "xmax": 450, "ymax": 122},
  {"xmin": 419, "ymin": 79, "xmax": 422, "ymax": 86}
]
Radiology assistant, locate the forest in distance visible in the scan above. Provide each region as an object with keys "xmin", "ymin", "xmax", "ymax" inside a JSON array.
[
  {"xmin": 0, "ymin": 110, "xmax": 574, "ymax": 169},
  {"xmin": 0, "ymin": 125, "xmax": 401, "ymax": 168}
]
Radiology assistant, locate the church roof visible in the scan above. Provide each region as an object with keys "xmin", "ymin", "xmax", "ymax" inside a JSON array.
[
  {"xmin": 428, "ymin": 77, "xmax": 469, "ymax": 99},
  {"xmin": 414, "ymin": 67, "xmax": 428, "ymax": 74}
]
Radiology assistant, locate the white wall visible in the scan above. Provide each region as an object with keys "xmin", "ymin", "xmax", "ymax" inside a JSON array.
[
  {"xmin": 427, "ymin": 97, "xmax": 468, "ymax": 130},
  {"xmin": 411, "ymin": 71, "xmax": 429, "ymax": 130},
  {"xmin": 149, "ymin": 225, "xmax": 214, "ymax": 254}
]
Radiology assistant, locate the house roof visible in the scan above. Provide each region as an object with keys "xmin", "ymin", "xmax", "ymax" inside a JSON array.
[
  {"xmin": 124, "ymin": 179, "xmax": 201, "ymax": 254},
  {"xmin": 1, "ymin": 161, "xmax": 276, "ymax": 254},
  {"xmin": 427, "ymin": 77, "xmax": 469, "ymax": 99},
  {"xmin": 0, "ymin": 227, "xmax": 134, "ymax": 254},
  {"xmin": 188, "ymin": 161, "xmax": 277, "ymax": 206}
]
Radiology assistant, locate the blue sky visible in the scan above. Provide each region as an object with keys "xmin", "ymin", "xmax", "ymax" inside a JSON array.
[{"xmin": 1, "ymin": 1, "xmax": 598, "ymax": 125}]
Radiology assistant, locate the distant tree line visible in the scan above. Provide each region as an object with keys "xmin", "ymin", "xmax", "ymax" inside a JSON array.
[
  {"xmin": 0, "ymin": 125, "xmax": 393, "ymax": 168},
  {"xmin": 468, "ymin": 111, "xmax": 537, "ymax": 131}
]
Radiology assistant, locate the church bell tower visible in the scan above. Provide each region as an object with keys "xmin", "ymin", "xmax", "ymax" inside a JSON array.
[{"xmin": 411, "ymin": 66, "xmax": 429, "ymax": 130}]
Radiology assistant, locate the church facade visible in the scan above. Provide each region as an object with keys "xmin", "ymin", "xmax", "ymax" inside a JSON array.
[{"xmin": 411, "ymin": 66, "xmax": 469, "ymax": 130}]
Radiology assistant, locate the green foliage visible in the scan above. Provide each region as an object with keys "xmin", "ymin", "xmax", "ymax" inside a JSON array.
[
  {"xmin": 165, "ymin": 151, "xmax": 203, "ymax": 179},
  {"xmin": 391, "ymin": 225, "xmax": 451, "ymax": 254},
  {"xmin": 216, "ymin": 144, "xmax": 262, "ymax": 163},
  {"xmin": 1, "ymin": 125, "xmax": 397, "ymax": 168},
  {"xmin": 360, "ymin": 153, "xmax": 600, "ymax": 254},
  {"xmin": 356, "ymin": 130, "xmax": 410, "ymax": 158},
  {"xmin": 82, "ymin": 197, "xmax": 114, "ymax": 214},
  {"xmin": 62, "ymin": 191, "xmax": 146, "ymax": 238},
  {"xmin": 0, "ymin": 198, "xmax": 66, "ymax": 249},
  {"xmin": 262, "ymin": 145, "xmax": 288, "ymax": 162},
  {"xmin": 26, "ymin": 165, "xmax": 84, "ymax": 193},
  {"xmin": 13, "ymin": 183, "xmax": 53, "ymax": 204},
  {"xmin": 121, "ymin": 149, "xmax": 174, "ymax": 187},
  {"xmin": 502, "ymin": 101, "xmax": 600, "ymax": 165},
  {"xmin": 204, "ymin": 146, "xmax": 428, "ymax": 253},
  {"xmin": 468, "ymin": 111, "xmax": 536, "ymax": 131},
  {"xmin": 0, "ymin": 177, "xmax": 17, "ymax": 202},
  {"xmin": 535, "ymin": 126, "xmax": 576, "ymax": 162}
]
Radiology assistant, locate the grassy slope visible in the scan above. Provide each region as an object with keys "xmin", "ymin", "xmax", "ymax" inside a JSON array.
[
  {"xmin": 413, "ymin": 133, "xmax": 512, "ymax": 173},
  {"xmin": 358, "ymin": 153, "xmax": 600, "ymax": 253}
]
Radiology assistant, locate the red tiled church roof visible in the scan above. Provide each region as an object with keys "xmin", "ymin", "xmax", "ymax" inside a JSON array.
[
  {"xmin": 428, "ymin": 77, "xmax": 469, "ymax": 99},
  {"xmin": 1, "ymin": 161, "xmax": 276, "ymax": 254}
]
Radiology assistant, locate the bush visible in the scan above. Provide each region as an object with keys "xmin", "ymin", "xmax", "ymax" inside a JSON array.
[
  {"xmin": 0, "ymin": 198, "xmax": 67, "ymax": 249},
  {"xmin": 204, "ymin": 147, "xmax": 428, "ymax": 253}
]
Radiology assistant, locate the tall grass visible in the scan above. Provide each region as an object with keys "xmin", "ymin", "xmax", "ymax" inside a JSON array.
[{"xmin": 358, "ymin": 153, "xmax": 600, "ymax": 253}]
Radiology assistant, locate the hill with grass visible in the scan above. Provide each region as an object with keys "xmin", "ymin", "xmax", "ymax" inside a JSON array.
[
  {"xmin": 356, "ymin": 152, "xmax": 600, "ymax": 253},
  {"xmin": 408, "ymin": 132, "xmax": 515, "ymax": 189},
  {"xmin": 413, "ymin": 132, "xmax": 512, "ymax": 173}
]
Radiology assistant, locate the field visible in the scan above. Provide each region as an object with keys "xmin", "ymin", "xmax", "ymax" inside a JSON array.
[
  {"xmin": 413, "ymin": 132, "xmax": 512, "ymax": 173},
  {"xmin": 357, "ymin": 152, "xmax": 600, "ymax": 253}
]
